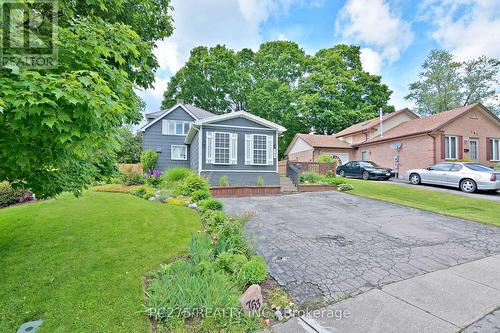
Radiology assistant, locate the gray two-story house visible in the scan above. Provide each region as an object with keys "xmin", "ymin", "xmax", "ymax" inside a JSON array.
[{"xmin": 140, "ymin": 103, "xmax": 286, "ymax": 186}]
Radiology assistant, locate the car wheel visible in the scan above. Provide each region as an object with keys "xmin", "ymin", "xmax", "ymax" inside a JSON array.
[
  {"xmin": 460, "ymin": 179, "xmax": 477, "ymax": 193},
  {"xmin": 409, "ymin": 173, "xmax": 421, "ymax": 185},
  {"xmin": 362, "ymin": 171, "xmax": 370, "ymax": 180},
  {"xmin": 339, "ymin": 170, "xmax": 345, "ymax": 177}
]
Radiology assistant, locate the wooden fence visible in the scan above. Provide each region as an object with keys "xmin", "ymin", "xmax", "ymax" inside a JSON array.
[{"xmin": 279, "ymin": 160, "xmax": 337, "ymax": 175}]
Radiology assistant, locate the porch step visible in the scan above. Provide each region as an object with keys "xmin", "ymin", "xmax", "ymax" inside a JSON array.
[{"xmin": 280, "ymin": 175, "xmax": 298, "ymax": 194}]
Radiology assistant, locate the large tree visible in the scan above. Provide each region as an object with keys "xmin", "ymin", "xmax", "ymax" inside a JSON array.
[
  {"xmin": 405, "ymin": 50, "xmax": 499, "ymax": 115},
  {"xmin": 0, "ymin": 0, "xmax": 173, "ymax": 197},
  {"xmin": 162, "ymin": 41, "xmax": 393, "ymax": 156}
]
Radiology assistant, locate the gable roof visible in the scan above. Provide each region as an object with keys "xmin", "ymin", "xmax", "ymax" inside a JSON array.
[
  {"xmin": 284, "ymin": 133, "xmax": 352, "ymax": 155},
  {"xmin": 185, "ymin": 111, "xmax": 286, "ymax": 144},
  {"xmin": 354, "ymin": 103, "xmax": 499, "ymax": 146},
  {"xmin": 140, "ymin": 103, "xmax": 216, "ymax": 132},
  {"xmin": 335, "ymin": 108, "xmax": 417, "ymax": 138}
]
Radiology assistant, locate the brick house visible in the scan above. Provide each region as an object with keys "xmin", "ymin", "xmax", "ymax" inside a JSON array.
[{"xmin": 285, "ymin": 103, "xmax": 500, "ymax": 177}]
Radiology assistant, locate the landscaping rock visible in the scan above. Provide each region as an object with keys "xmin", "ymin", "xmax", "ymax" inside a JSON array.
[
  {"xmin": 239, "ymin": 284, "xmax": 263, "ymax": 313},
  {"xmin": 274, "ymin": 309, "xmax": 283, "ymax": 321},
  {"xmin": 148, "ymin": 197, "xmax": 156, "ymax": 201},
  {"xmin": 188, "ymin": 203, "xmax": 198, "ymax": 209}
]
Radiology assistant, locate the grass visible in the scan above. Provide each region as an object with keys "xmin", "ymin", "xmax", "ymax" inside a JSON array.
[
  {"xmin": 342, "ymin": 179, "xmax": 500, "ymax": 227},
  {"xmin": 0, "ymin": 191, "xmax": 201, "ymax": 333}
]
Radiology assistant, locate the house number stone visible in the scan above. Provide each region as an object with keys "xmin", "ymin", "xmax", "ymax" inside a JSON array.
[{"xmin": 239, "ymin": 284, "xmax": 263, "ymax": 313}]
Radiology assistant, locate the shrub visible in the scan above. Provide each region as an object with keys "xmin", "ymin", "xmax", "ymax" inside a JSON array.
[
  {"xmin": 324, "ymin": 177, "xmax": 347, "ymax": 185},
  {"xmin": 189, "ymin": 234, "xmax": 213, "ymax": 265},
  {"xmin": 217, "ymin": 252, "xmax": 248, "ymax": 275},
  {"xmin": 166, "ymin": 197, "xmax": 188, "ymax": 206},
  {"xmin": 337, "ymin": 183, "xmax": 354, "ymax": 192},
  {"xmin": 218, "ymin": 175, "xmax": 229, "ymax": 187},
  {"xmin": 155, "ymin": 189, "xmax": 173, "ymax": 203},
  {"xmin": 213, "ymin": 219, "xmax": 249, "ymax": 256},
  {"xmin": 494, "ymin": 163, "xmax": 500, "ymax": 171},
  {"xmin": 256, "ymin": 176, "xmax": 264, "ymax": 186},
  {"xmin": 239, "ymin": 256, "xmax": 268, "ymax": 286},
  {"xmin": 164, "ymin": 167, "xmax": 193, "ymax": 182},
  {"xmin": 140, "ymin": 149, "xmax": 158, "ymax": 172},
  {"xmin": 0, "ymin": 182, "xmax": 29, "ymax": 208},
  {"xmin": 202, "ymin": 210, "xmax": 228, "ymax": 233},
  {"xmin": 316, "ymin": 154, "xmax": 334, "ymax": 163},
  {"xmin": 177, "ymin": 174, "xmax": 209, "ymax": 196},
  {"xmin": 191, "ymin": 189, "xmax": 211, "ymax": 202},
  {"xmin": 144, "ymin": 169, "xmax": 162, "ymax": 188},
  {"xmin": 198, "ymin": 198, "xmax": 223, "ymax": 213},
  {"xmin": 131, "ymin": 185, "xmax": 154, "ymax": 198},
  {"xmin": 121, "ymin": 168, "xmax": 144, "ymax": 185},
  {"xmin": 300, "ymin": 172, "xmax": 324, "ymax": 184}
]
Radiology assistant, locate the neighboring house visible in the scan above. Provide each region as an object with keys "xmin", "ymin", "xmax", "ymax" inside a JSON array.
[
  {"xmin": 140, "ymin": 103, "xmax": 286, "ymax": 186},
  {"xmin": 284, "ymin": 134, "xmax": 354, "ymax": 166},
  {"xmin": 285, "ymin": 103, "xmax": 500, "ymax": 177}
]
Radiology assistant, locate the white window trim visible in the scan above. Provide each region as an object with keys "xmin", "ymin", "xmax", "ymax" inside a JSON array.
[
  {"xmin": 252, "ymin": 134, "xmax": 268, "ymax": 166},
  {"xmin": 445, "ymin": 135, "xmax": 458, "ymax": 160},
  {"xmin": 162, "ymin": 120, "xmax": 192, "ymax": 136},
  {"xmin": 208, "ymin": 131, "xmax": 236, "ymax": 165},
  {"xmin": 245, "ymin": 134, "xmax": 274, "ymax": 166},
  {"xmin": 491, "ymin": 138, "xmax": 500, "ymax": 161},
  {"xmin": 171, "ymin": 145, "xmax": 187, "ymax": 160}
]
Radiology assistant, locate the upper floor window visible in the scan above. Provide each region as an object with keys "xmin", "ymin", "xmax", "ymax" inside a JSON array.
[
  {"xmin": 162, "ymin": 120, "xmax": 192, "ymax": 135},
  {"xmin": 490, "ymin": 139, "xmax": 500, "ymax": 161},
  {"xmin": 445, "ymin": 136, "xmax": 457, "ymax": 160},
  {"xmin": 171, "ymin": 145, "xmax": 187, "ymax": 160}
]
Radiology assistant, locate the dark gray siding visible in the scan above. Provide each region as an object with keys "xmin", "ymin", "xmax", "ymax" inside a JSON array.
[
  {"xmin": 190, "ymin": 131, "xmax": 199, "ymax": 172},
  {"xmin": 201, "ymin": 171, "xmax": 280, "ymax": 186},
  {"xmin": 210, "ymin": 117, "xmax": 269, "ymax": 128},
  {"xmin": 142, "ymin": 106, "xmax": 195, "ymax": 170}
]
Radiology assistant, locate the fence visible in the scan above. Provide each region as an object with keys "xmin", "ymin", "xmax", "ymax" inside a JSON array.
[{"xmin": 297, "ymin": 162, "xmax": 337, "ymax": 175}]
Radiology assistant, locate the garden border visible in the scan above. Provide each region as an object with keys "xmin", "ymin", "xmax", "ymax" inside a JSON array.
[{"xmin": 210, "ymin": 186, "xmax": 281, "ymax": 197}]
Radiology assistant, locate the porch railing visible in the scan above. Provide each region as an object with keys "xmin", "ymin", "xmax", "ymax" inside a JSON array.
[{"xmin": 286, "ymin": 160, "xmax": 301, "ymax": 189}]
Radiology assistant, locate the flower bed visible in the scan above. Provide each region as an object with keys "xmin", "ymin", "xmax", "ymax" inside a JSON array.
[{"xmin": 210, "ymin": 186, "xmax": 281, "ymax": 197}]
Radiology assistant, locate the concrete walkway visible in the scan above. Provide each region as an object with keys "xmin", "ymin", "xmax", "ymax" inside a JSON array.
[{"xmin": 264, "ymin": 254, "xmax": 500, "ymax": 333}]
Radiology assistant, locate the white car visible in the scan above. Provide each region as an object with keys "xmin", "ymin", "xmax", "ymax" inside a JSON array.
[{"xmin": 405, "ymin": 162, "xmax": 500, "ymax": 193}]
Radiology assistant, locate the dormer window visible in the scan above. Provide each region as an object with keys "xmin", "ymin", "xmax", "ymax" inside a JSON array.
[{"xmin": 162, "ymin": 120, "xmax": 192, "ymax": 135}]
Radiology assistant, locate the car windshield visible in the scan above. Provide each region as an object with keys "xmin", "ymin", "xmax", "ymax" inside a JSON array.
[
  {"xmin": 464, "ymin": 163, "xmax": 494, "ymax": 172},
  {"xmin": 359, "ymin": 161, "xmax": 379, "ymax": 168}
]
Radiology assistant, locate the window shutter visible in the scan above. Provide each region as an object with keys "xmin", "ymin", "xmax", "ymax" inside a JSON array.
[
  {"xmin": 486, "ymin": 138, "xmax": 492, "ymax": 161},
  {"xmin": 266, "ymin": 135, "xmax": 274, "ymax": 165},
  {"xmin": 162, "ymin": 120, "xmax": 168, "ymax": 134},
  {"xmin": 441, "ymin": 135, "xmax": 446, "ymax": 159},
  {"xmin": 245, "ymin": 134, "xmax": 253, "ymax": 165},
  {"xmin": 206, "ymin": 132, "xmax": 215, "ymax": 164},
  {"xmin": 457, "ymin": 135, "xmax": 463, "ymax": 160},
  {"xmin": 230, "ymin": 133, "xmax": 238, "ymax": 165}
]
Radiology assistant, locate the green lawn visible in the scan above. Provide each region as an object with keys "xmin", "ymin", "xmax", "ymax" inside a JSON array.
[
  {"xmin": 0, "ymin": 191, "xmax": 201, "ymax": 333},
  {"xmin": 343, "ymin": 179, "xmax": 500, "ymax": 227}
]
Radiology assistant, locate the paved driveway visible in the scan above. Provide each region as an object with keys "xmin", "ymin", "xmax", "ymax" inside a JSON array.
[{"xmin": 222, "ymin": 192, "xmax": 500, "ymax": 307}]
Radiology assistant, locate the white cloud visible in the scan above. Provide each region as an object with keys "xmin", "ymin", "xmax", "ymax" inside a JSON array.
[
  {"xmin": 360, "ymin": 47, "xmax": 382, "ymax": 74},
  {"xmin": 336, "ymin": 0, "xmax": 413, "ymax": 63},
  {"xmin": 422, "ymin": 0, "xmax": 500, "ymax": 61}
]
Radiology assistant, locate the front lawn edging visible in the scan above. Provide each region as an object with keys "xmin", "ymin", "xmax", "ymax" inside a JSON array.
[{"xmin": 211, "ymin": 185, "xmax": 281, "ymax": 197}]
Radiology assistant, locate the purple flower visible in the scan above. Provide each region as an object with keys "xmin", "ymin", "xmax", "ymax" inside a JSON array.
[{"xmin": 146, "ymin": 169, "xmax": 162, "ymax": 178}]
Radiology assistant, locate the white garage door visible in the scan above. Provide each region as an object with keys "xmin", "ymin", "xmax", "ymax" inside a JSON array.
[{"xmin": 331, "ymin": 153, "xmax": 349, "ymax": 165}]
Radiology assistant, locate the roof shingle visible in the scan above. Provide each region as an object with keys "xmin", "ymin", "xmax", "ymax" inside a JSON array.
[{"xmin": 297, "ymin": 134, "xmax": 352, "ymax": 149}]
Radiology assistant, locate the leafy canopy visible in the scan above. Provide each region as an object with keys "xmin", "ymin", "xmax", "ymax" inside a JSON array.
[
  {"xmin": 0, "ymin": 0, "xmax": 173, "ymax": 197},
  {"xmin": 162, "ymin": 41, "xmax": 393, "ymax": 156},
  {"xmin": 405, "ymin": 49, "xmax": 500, "ymax": 115}
]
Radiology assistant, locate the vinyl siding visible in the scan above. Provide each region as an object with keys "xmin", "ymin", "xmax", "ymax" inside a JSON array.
[
  {"xmin": 190, "ymin": 131, "xmax": 199, "ymax": 171},
  {"xmin": 142, "ymin": 106, "xmax": 195, "ymax": 170}
]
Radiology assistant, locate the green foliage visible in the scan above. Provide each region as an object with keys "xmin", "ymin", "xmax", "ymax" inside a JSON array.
[
  {"xmin": 144, "ymin": 175, "xmax": 161, "ymax": 188},
  {"xmin": 190, "ymin": 189, "xmax": 211, "ymax": 202},
  {"xmin": 198, "ymin": 198, "xmax": 223, "ymax": 213},
  {"xmin": 116, "ymin": 127, "xmax": 143, "ymax": 163},
  {"xmin": 494, "ymin": 163, "xmax": 500, "ymax": 171},
  {"xmin": 120, "ymin": 168, "xmax": 144, "ymax": 186},
  {"xmin": 212, "ymin": 219, "xmax": 249, "ymax": 256},
  {"xmin": 131, "ymin": 185, "xmax": 154, "ymax": 199},
  {"xmin": 316, "ymin": 154, "xmax": 335, "ymax": 163},
  {"xmin": 202, "ymin": 210, "xmax": 228, "ymax": 233},
  {"xmin": 257, "ymin": 176, "xmax": 264, "ymax": 186},
  {"xmin": 337, "ymin": 183, "xmax": 354, "ymax": 192},
  {"xmin": 140, "ymin": 149, "xmax": 158, "ymax": 172},
  {"xmin": 166, "ymin": 198, "xmax": 187, "ymax": 206},
  {"xmin": 189, "ymin": 234, "xmax": 213, "ymax": 265},
  {"xmin": 218, "ymin": 175, "xmax": 229, "ymax": 187},
  {"xmin": 324, "ymin": 177, "xmax": 347, "ymax": 185},
  {"xmin": 162, "ymin": 42, "xmax": 392, "ymax": 156},
  {"xmin": 239, "ymin": 256, "xmax": 268, "ymax": 286},
  {"xmin": 177, "ymin": 174, "xmax": 210, "ymax": 196},
  {"xmin": 301, "ymin": 172, "xmax": 324, "ymax": 184},
  {"xmin": 406, "ymin": 50, "xmax": 500, "ymax": 115},
  {"xmin": 163, "ymin": 167, "xmax": 194, "ymax": 182},
  {"xmin": 217, "ymin": 252, "xmax": 248, "ymax": 275}
]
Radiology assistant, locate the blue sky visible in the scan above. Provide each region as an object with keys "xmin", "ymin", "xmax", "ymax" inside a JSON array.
[{"xmin": 137, "ymin": 0, "xmax": 500, "ymax": 114}]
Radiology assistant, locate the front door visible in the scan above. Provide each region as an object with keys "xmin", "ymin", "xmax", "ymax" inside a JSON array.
[{"xmin": 469, "ymin": 139, "xmax": 479, "ymax": 161}]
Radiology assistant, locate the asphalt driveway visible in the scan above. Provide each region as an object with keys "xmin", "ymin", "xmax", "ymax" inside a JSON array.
[{"xmin": 222, "ymin": 192, "xmax": 500, "ymax": 307}]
